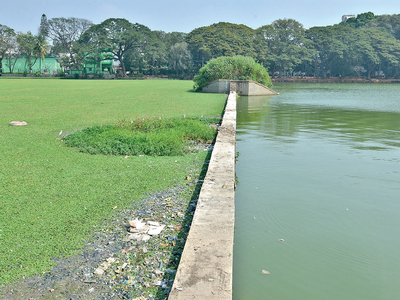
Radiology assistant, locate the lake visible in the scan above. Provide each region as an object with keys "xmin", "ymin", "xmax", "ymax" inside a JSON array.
[{"xmin": 233, "ymin": 83, "xmax": 400, "ymax": 300}]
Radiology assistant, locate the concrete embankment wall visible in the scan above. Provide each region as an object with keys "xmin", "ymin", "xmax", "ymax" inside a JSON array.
[
  {"xmin": 169, "ymin": 91, "xmax": 236, "ymax": 300},
  {"xmin": 202, "ymin": 79, "xmax": 278, "ymax": 95}
]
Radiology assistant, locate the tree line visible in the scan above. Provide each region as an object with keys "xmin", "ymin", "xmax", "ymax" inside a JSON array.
[{"xmin": 2, "ymin": 12, "xmax": 400, "ymax": 78}]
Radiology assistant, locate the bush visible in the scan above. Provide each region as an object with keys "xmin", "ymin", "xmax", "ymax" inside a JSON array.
[
  {"xmin": 193, "ymin": 56, "xmax": 272, "ymax": 91},
  {"xmin": 64, "ymin": 117, "xmax": 218, "ymax": 156}
]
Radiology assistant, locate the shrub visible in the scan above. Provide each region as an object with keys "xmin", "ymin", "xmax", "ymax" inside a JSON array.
[{"xmin": 193, "ymin": 56, "xmax": 272, "ymax": 91}]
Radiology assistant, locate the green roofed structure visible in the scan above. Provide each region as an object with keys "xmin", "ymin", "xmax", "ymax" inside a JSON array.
[
  {"xmin": 83, "ymin": 52, "xmax": 113, "ymax": 74},
  {"xmin": 1, "ymin": 56, "xmax": 63, "ymax": 75},
  {"xmin": 1, "ymin": 52, "xmax": 114, "ymax": 76},
  {"xmin": 65, "ymin": 52, "xmax": 114, "ymax": 76}
]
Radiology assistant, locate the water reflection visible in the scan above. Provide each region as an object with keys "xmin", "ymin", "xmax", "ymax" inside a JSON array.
[{"xmin": 237, "ymin": 95, "xmax": 400, "ymax": 151}]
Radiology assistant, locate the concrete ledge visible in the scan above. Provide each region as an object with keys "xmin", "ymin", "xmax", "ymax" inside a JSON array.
[
  {"xmin": 169, "ymin": 92, "xmax": 236, "ymax": 300},
  {"xmin": 202, "ymin": 79, "xmax": 278, "ymax": 95}
]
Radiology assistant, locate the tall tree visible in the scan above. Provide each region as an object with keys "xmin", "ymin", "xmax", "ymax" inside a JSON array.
[
  {"xmin": 363, "ymin": 14, "xmax": 400, "ymax": 40},
  {"xmin": 35, "ymin": 34, "xmax": 48, "ymax": 73},
  {"xmin": 305, "ymin": 25, "xmax": 359, "ymax": 78},
  {"xmin": 81, "ymin": 18, "xmax": 151, "ymax": 76},
  {"xmin": 164, "ymin": 32, "xmax": 187, "ymax": 49},
  {"xmin": 185, "ymin": 22, "xmax": 257, "ymax": 68},
  {"xmin": 47, "ymin": 17, "xmax": 92, "ymax": 58},
  {"xmin": 168, "ymin": 42, "xmax": 192, "ymax": 75},
  {"xmin": 143, "ymin": 31, "xmax": 168, "ymax": 75},
  {"xmin": 38, "ymin": 14, "xmax": 49, "ymax": 38},
  {"xmin": 257, "ymin": 19, "xmax": 310, "ymax": 76},
  {"xmin": 0, "ymin": 24, "xmax": 17, "ymax": 72},
  {"xmin": 357, "ymin": 28, "xmax": 400, "ymax": 79},
  {"xmin": 17, "ymin": 31, "xmax": 39, "ymax": 73}
]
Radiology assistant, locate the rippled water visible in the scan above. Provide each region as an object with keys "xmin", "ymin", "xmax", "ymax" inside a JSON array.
[{"xmin": 233, "ymin": 83, "xmax": 400, "ymax": 300}]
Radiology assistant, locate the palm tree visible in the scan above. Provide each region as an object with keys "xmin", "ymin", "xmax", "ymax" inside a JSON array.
[{"xmin": 35, "ymin": 34, "xmax": 48, "ymax": 73}]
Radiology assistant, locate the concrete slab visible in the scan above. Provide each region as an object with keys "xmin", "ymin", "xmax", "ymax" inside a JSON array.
[
  {"xmin": 169, "ymin": 92, "xmax": 236, "ymax": 300},
  {"xmin": 202, "ymin": 79, "xmax": 279, "ymax": 95}
]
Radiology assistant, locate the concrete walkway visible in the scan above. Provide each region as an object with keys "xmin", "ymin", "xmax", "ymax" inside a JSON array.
[{"xmin": 169, "ymin": 91, "xmax": 236, "ymax": 299}]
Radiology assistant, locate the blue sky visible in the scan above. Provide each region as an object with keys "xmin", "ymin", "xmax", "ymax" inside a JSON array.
[{"xmin": 2, "ymin": 0, "xmax": 400, "ymax": 34}]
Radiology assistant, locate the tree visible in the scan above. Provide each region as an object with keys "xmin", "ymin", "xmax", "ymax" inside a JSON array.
[
  {"xmin": 38, "ymin": 14, "xmax": 49, "ymax": 38},
  {"xmin": 47, "ymin": 17, "xmax": 92, "ymax": 58},
  {"xmin": 357, "ymin": 28, "xmax": 400, "ymax": 79},
  {"xmin": 81, "ymin": 18, "xmax": 151, "ymax": 77},
  {"xmin": 16, "ymin": 32, "xmax": 49, "ymax": 74},
  {"xmin": 35, "ymin": 34, "xmax": 48, "ymax": 73},
  {"xmin": 142, "ymin": 31, "xmax": 168, "ymax": 75},
  {"xmin": 168, "ymin": 42, "xmax": 192, "ymax": 75},
  {"xmin": 363, "ymin": 14, "xmax": 400, "ymax": 40},
  {"xmin": 164, "ymin": 32, "xmax": 187, "ymax": 49},
  {"xmin": 305, "ymin": 26, "xmax": 355, "ymax": 77},
  {"xmin": 257, "ymin": 19, "xmax": 310, "ymax": 76},
  {"xmin": 0, "ymin": 24, "xmax": 16, "ymax": 72},
  {"xmin": 17, "ymin": 31, "xmax": 39, "ymax": 73},
  {"xmin": 193, "ymin": 56, "xmax": 272, "ymax": 91},
  {"xmin": 341, "ymin": 12, "xmax": 379, "ymax": 28},
  {"xmin": 186, "ymin": 22, "xmax": 257, "ymax": 68}
]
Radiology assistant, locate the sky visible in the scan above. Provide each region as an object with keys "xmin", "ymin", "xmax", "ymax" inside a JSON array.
[{"xmin": 2, "ymin": 0, "xmax": 400, "ymax": 34}]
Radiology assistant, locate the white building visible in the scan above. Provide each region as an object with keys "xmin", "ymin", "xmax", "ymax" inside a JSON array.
[{"xmin": 342, "ymin": 15, "xmax": 357, "ymax": 22}]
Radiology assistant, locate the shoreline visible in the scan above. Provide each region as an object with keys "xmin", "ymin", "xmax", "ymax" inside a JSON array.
[{"xmin": 272, "ymin": 77, "xmax": 400, "ymax": 84}]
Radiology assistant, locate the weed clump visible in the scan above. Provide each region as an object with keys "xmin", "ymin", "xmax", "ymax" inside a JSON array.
[{"xmin": 64, "ymin": 117, "xmax": 218, "ymax": 156}]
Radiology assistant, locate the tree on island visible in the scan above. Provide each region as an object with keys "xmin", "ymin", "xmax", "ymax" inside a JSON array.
[{"xmin": 193, "ymin": 56, "xmax": 272, "ymax": 91}]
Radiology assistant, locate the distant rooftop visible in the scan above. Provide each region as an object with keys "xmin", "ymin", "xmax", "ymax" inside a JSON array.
[{"xmin": 342, "ymin": 14, "xmax": 357, "ymax": 22}]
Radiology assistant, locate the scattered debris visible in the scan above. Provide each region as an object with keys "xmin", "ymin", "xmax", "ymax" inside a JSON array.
[
  {"xmin": 0, "ymin": 183, "xmax": 202, "ymax": 300},
  {"xmin": 9, "ymin": 121, "xmax": 28, "ymax": 126}
]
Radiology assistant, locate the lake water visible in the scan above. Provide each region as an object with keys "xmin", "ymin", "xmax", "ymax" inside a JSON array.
[{"xmin": 233, "ymin": 83, "xmax": 400, "ymax": 300}]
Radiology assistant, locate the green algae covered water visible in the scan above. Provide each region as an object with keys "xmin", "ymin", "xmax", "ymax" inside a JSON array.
[{"xmin": 233, "ymin": 83, "xmax": 400, "ymax": 300}]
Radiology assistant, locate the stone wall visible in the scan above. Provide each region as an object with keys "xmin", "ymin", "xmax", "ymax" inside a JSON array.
[{"xmin": 202, "ymin": 79, "xmax": 279, "ymax": 95}]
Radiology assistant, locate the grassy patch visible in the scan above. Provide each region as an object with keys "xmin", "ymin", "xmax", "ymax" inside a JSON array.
[
  {"xmin": 0, "ymin": 78, "xmax": 226, "ymax": 285},
  {"xmin": 64, "ymin": 117, "xmax": 217, "ymax": 156}
]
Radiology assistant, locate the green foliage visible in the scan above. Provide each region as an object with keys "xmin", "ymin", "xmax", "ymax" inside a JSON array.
[
  {"xmin": 6, "ymin": 12, "xmax": 400, "ymax": 79},
  {"xmin": 193, "ymin": 55, "xmax": 272, "ymax": 91},
  {"xmin": 64, "ymin": 117, "xmax": 217, "ymax": 156},
  {"xmin": 341, "ymin": 12, "xmax": 379, "ymax": 28},
  {"xmin": 81, "ymin": 18, "xmax": 152, "ymax": 77},
  {"xmin": 185, "ymin": 22, "xmax": 257, "ymax": 66},
  {"xmin": 363, "ymin": 14, "xmax": 400, "ymax": 40},
  {"xmin": 168, "ymin": 42, "xmax": 192, "ymax": 75},
  {"xmin": 255, "ymin": 19, "xmax": 310, "ymax": 76}
]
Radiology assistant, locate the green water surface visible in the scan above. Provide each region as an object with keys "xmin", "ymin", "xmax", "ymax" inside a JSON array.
[{"xmin": 233, "ymin": 83, "xmax": 400, "ymax": 300}]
